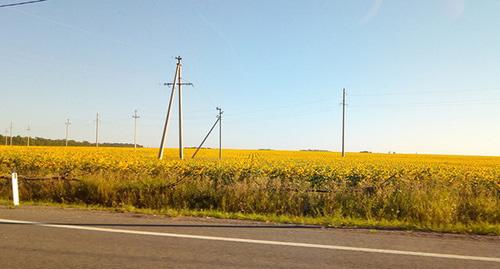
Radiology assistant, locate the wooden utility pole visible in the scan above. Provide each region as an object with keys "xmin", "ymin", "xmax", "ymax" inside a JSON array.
[
  {"xmin": 178, "ymin": 59, "xmax": 184, "ymax": 159},
  {"xmin": 9, "ymin": 122, "xmax": 13, "ymax": 146},
  {"xmin": 158, "ymin": 56, "xmax": 193, "ymax": 160},
  {"xmin": 95, "ymin": 113, "xmax": 99, "ymax": 148},
  {"xmin": 26, "ymin": 125, "xmax": 31, "ymax": 146},
  {"xmin": 65, "ymin": 119, "xmax": 71, "ymax": 147},
  {"xmin": 217, "ymin": 107, "xmax": 223, "ymax": 160},
  {"xmin": 159, "ymin": 58, "xmax": 180, "ymax": 160},
  {"xmin": 341, "ymin": 88, "xmax": 346, "ymax": 157},
  {"xmin": 132, "ymin": 110, "xmax": 140, "ymax": 149},
  {"xmin": 192, "ymin": 107, "xmax": 223, "ymax": 160}
]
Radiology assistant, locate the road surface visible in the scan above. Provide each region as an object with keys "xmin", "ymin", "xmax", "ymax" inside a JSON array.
[{"xmin": 0, "ymin": 206, "xmax": 498, "ymax": 269}]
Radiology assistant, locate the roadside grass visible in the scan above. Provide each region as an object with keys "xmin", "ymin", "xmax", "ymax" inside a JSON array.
[{"xmin": 1, "ymin": 199, "xmax": 498, "ymax": 236}]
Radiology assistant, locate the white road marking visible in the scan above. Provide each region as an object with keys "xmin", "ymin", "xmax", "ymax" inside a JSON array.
[{"xmin": 0, "ymin": 218, "xmax": 498, "ymax": 263}]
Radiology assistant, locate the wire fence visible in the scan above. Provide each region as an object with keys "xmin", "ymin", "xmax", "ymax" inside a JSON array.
[{"xmin": 0, "ymin": 174, "xmax": 81, "ymax": 182}]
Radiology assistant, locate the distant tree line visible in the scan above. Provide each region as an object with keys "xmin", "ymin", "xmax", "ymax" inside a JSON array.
[{"xmin": 0, "ymin": 135, "xmax": 143, "ymax": 148}]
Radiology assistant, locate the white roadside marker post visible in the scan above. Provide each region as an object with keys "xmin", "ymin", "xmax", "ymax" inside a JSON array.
[{"xmin": 11, "ymin": 172, "xmax": 19, "ymax": 206}]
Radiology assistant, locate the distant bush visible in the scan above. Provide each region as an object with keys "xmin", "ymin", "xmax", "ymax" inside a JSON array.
[{"xmin": 0, "ymin": 135, "xmax": 141, "ymax": 148}]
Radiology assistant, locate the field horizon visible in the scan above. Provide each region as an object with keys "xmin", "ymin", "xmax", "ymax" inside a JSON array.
[{"xmin": 3, "ymin": 144, "xmax": 500, "ymax": 158}]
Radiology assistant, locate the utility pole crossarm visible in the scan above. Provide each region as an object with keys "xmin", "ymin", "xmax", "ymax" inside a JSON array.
[{"xmin": 165, "ymin": 82, "xmax": 193, "ymax": 86}]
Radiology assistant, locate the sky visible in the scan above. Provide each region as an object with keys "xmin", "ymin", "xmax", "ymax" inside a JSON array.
[{"xmin": 1, "ymin": 0, "xmax": 499, "ymax": 156}]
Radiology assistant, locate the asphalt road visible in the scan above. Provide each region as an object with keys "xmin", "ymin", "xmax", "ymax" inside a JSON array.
[{"xmin": 0, "ymin": 206, "xmax": 498, "ymax": 269}]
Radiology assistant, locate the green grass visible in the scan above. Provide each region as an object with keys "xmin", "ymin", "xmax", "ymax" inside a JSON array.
[
  {"xmin": 1, "ymin": 199, "xmax": 498, "ymax": 235},
  {"xmin": 1, "ymin": 174, "xmax": 498, "ymax": 235}
]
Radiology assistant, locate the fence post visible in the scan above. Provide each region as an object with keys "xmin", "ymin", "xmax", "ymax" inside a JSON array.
[{"xmin": 11, "ymin": 172, "xmax": 19, "ymax": 206}]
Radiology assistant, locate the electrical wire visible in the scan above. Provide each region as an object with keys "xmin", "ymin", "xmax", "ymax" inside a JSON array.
[
  {"xmin": 349, "ymin": 88, "xmax": 500, "ymax": 96},
  {"xmin": 0, "ymin": 0, "xmax": 47, "ymax": 8}
]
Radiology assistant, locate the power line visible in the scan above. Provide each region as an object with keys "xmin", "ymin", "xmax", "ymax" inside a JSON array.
[
  {"xmin": 227, "ymin": 98, "xmax": 332, "ymax": 117},
  {"xmin": 222, "ymin": 88, "xmax": 500, "ymax": 118},
  {"xmin": 349, "ymin": 88, "xmax": 500, "ymax": 96},
  {"xmin": 220, "ymin": 88, "xmax": 499, "ymax": 118},
  {"xmin": 348, "ymin": 99, "xmax": 500, "ymax": 108},
  {"xmin": 190, "ymin": 80, "xmax": 218, "ymax": 109},
  {"xmin": 0, "ymin": 0, "xmax": 48, "ymax": 8}
]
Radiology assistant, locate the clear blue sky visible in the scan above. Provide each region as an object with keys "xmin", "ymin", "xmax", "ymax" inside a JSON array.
[{"xmin": 1, "ymin": 0, "xmax": 499, "ymax": 155}]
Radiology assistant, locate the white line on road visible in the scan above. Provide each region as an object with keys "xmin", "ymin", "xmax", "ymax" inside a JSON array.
[{"xmin": 1, "ymin": 218, "xmax": 498, "ymax": 263}]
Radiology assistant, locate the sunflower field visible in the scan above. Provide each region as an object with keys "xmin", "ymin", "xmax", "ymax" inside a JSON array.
[{"xmin": 0, "ymin": 146, "xmax": 498, "ymax": 234}]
